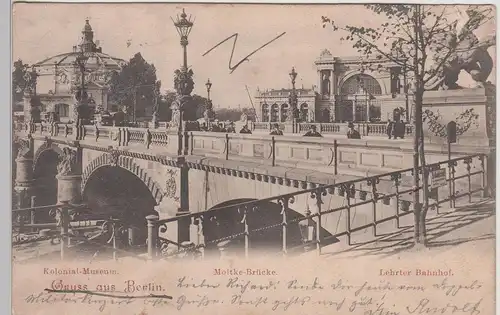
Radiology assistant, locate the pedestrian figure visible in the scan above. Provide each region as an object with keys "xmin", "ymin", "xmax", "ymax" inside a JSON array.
[
  {"xmin": 239, "ymin": 125, "xmax": 252, "ymax": 134},
  {"xmin": 393, "ymin": 120, "xmax": 405, "ymax": 139},
  {"xmin": 226, "ymin": 122, "xmax": 236, "ymax": 133},
  {"xmin": 270, "ymin": 124, "xmax": 283, "ymax": 136},
  {"xmin": 303, "ymin": 125, "xmax": 322, "ymax": 137},
  {"xmin": 387, "ymin": 119, "xmax": 394, "ymax": 139},
  {"xmin": 347, "ymin": 122, "xmax": 361, "ymax": 139}
]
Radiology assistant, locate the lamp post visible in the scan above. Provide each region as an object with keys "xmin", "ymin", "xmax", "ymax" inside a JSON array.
[
  {"xmin": 151, "ymin": 81, "xmax": 161, "ymax": 128},
  {"xmin": 205, "ymin": 78, "xmax": 212, "ymax": 101},
  {"xmin": 403, "ymin": 59, "xmax": 410, "ymax": 123},
  {"xmin": 171, "ymin": 8, "xmax": 195, "ymax": 130},
  {"xmin": 204, "ymin": 78, "xmax": 215, "ymax": 124},
  {"xmin": 287, "ymin": 67, "xmax": 299, "ymax": 122},
  {"xmin": 73, "ymin": 51, "xmax": 89, "ymax": 126}
]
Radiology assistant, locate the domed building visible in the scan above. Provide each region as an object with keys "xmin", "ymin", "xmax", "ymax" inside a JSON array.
[{"xmin": 29, "ymin": 19, "xmax": 125, "ymax": 123}]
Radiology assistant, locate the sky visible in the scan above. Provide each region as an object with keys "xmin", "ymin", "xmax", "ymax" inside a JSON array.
[{"xmin": 12, "ymin": 3, "xmax": 496, "ymax": 109}]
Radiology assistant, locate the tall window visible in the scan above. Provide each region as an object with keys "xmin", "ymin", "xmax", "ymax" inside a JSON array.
[
  {"xmin": 55, "ymin": 103, "xmax": 70, "ymax": 118},
  {"xmin": 280, "ymin": 104, "xmax": 288, "ymax": 122},
  {"xmin": 270, "ymin": 104, "xmax": 279, "ymax": 122},
  {"xmin": 300, "ymin": 103, "xmax": 309, "ymax": 122},
  {"xmin": 261, "ymin": 104, "xmax": 269, "ymax": 122},
  {"xmin": 341, "ymin": 74, "xmax": 382, "ymax": 95}
]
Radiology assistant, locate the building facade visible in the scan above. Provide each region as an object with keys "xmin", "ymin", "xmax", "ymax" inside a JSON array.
[
  {"xmin": 255, "ymin": 88, "xmax": 318, "ymax": 123},
  {"xmin": 255, "ymin": 49, "xmax": 409, "ymax": 123},
  {"xmin": 29, "ymin": 20, "xmax": 125, "ymax": 123}
]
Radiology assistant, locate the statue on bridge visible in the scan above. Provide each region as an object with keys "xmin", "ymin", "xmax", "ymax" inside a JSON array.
[
  {"xmin": 16, "ymin": 138, "xmax": 31, "ymax": 159},
  {"xmin": 425, "ymin": 10, "xmax": 496, "ymax": 90},
  {"xmin": 57, "ymin": 148, "xmax": 78, "ymax": 176}
]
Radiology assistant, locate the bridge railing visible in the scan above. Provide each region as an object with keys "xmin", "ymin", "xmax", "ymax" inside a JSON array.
[
  {"xmin": 253, "ymin": 121, "xmax": 413, "ymax": 137},
  {"xmin": 14, "ymin": 120, "xmax": 414, "ymax": 139},
  {"xmin": 145, "ymin": 153, "xmax": 488, "ymax": 260},
  {"xmin": 12, "ymin": 202, "xmax": 149, "ymax": 262}
]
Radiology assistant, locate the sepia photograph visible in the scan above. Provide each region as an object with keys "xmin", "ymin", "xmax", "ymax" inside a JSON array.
[{"xmin": 11, "ymin": 2, "xmax": 496, "ymax": 314}]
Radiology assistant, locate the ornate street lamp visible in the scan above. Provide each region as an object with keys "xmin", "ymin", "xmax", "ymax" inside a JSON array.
[
  {"xmin": 171, "ymin": 8, "xmax": 195, "ymax": 129},
  {"xmin": 203, "ymin": 78, "xmax": 215, "ymax": 123},
  {"xmin": 287, "ymin": 67, "xmax": 299, "ymax": 122},
  {"xmin": 151, "ymin": 81, "xmax": 161, "ymax": 128},
  {"xmin": 173, "ymin": 8, "xmax": 193, "ymax": 70},
  {"xmin": 73, "ymin": 51, "xmax": 90, "ymax": 125},
  {"xmin": 205, "ymin": 78, "xmax": 212, "ymax": 100}
]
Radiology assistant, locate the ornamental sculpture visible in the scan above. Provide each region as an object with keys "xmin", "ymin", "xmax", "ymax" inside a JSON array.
[
  {"xmin": 203, "ymin": 99, "xmax": 215, "ymax": 121},
  {"xmin": 57, "ymin": 147, "xmax": 78, "ymax": 176},
  {"xmin": 165, "ymin": 169, "xmax": 179, "ymax": 201},
  {"xmin": 173, "ymin": 68, "xmax": 194, "ymax": 96},
  {"xmin": 23, "ymin": 67, "xmax": 38, "ymax": 95},
  {"xmin": 426, "ymin": 11, "xmax": 496, "ymax": 90},
  {"xmin": 107, "ymin": 149, "xmax": 120, "ymax": 166},
  {"xmin": 16, "ymin": 138, "xmax": 31, "ymax": 159}
]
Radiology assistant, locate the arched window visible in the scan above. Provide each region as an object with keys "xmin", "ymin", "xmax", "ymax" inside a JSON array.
[
  {"xmin": 261, "ymin": 104, "xmax": 269, "ymax": 122},
  {"xmin": 55, "ymin": 103, "xmax": 70, "ymax": 118},
  {"xmin": 300, "ymin": 103, "xmax": 309, "ymax": 122},
  {"xmin": 280, "ymin": 104, "xmax": 288, "ymax": 122},
  {"xmin": 270, "ymin": 104, "xmax": 279, "ymax": 122},
  {"xmin": 340, "ymin": 74, "xmax": 382, "ymax": 95}
]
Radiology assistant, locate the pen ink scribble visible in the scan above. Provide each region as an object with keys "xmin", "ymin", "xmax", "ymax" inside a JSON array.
[
  {"xmin": 44, "ymin": 288, "xmax": 172, "ymax": 300},
  {"xmin": 202, "ymin": 32, "xmax": 286, "ymax": 74}
]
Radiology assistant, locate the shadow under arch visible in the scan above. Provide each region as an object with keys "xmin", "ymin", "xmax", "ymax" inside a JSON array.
[
  {"xmin": 203, "ymin": 198, "xmax": 337, "ymax": 256},
  {"xmin": 82, "ymin": 165, "xmax": 159, "ymax": 246},
  {"xmin": 33, "ymin": 149, "xmax": 60, "ymax": 207}
]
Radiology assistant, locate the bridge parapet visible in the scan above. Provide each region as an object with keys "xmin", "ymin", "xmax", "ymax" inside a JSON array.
[
  {"xmin": 14, "ymin": 121, "xmax": 180, "ymax": 154},
  {"xmin": 14, "ymin": 121, "xmax": 491, "ymax": 178},
  {"xmin": 252, "ymin": 121, "xmax": 414, "ymax": 137},
  {"xmin": 187, "ymin": 131, "xmax": 490, "ymax": 176}
]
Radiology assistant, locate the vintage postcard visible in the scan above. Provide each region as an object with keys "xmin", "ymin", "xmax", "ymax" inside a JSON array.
[{"xmin": 11, "ymin": 2, "xmax": 496, "ymax": 315}]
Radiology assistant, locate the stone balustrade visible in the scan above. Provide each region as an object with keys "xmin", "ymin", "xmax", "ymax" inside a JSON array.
[
  {"xmin": 14, "ymin": 120, "xmax": 490, "ymax": 176},
  {"xmin": 252, "ymin": 121, "xmax": 413, "ymax": 137}
]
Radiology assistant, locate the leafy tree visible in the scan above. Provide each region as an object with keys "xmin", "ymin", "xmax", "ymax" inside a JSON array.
[
  {"xmin": 158, "ymin": 90, "xmax": 176, "ymax": 122},
  {"xmin": 322, "ymin": 5, "xmax": 494, "ymax": 246},
  {"xmin": 107, "ymin": 53, "xmax": 159, "ymax": 118},
  {"xmin": 156, "ymin": 90, "xmax": 208, "ymax": 122},
  {"xmin": 215, "ymin": 107, "xmax": 256, "ymax": 121},
  {"xmin": 12, "ymin": 59, "xmax": 29, "ymax": 105}
]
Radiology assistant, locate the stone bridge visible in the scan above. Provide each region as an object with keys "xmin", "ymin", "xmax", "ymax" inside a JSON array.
[{"xmin": 13, "ymin": 121, "xmax": 492, "ymax": 244}]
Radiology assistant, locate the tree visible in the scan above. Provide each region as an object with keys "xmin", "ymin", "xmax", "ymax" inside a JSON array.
[
  {"xmin": 12, "ymin": 59, "xmax": 29, "ymax": 105},
  {"xmin": 156, "ymin": 90, "xmax": 208, "ymax": 122},
  {"xmin": 215, "ymin": 108, "xmax": 243, "ymax": 121},
  {"xmin": 322, "ymin": 5, "xmax": 494, "ymax": 246},
  {"xmin": 108, "ymin": 53, "xmax": 159, "ymax": 119},
  {"xmin": 215, "ymin": 107, "xmax": 256, "ymax": 122}
]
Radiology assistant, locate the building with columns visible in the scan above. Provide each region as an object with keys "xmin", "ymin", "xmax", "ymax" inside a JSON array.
[
  {"xmin": 255, "ymin": 88, "xmax": 318, "ymax": 122},
  {"xmin": 29, "ymin": 19, "xmax": 125, "ymax": 123},
  {"xmin": 255, "ymin": 49, "xmax": 408, "ymax": 123}
]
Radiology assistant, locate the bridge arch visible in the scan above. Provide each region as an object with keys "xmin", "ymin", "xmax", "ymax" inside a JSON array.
[
  {"xmin": 81, "ymin": 153, "xmax": 166, "ymax": 206},
  {"xmin": 33, "ymin": 141, "xmax": 63, "ymax": 173},
  {"xmin": 32, "ymin": 141, "xmax": 63, "ymax": 206},
  {"xmin": 202, "ymin": 198, "xmax": 307, "ymax": 254}
]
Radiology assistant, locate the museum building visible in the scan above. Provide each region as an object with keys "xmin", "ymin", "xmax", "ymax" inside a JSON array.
[{"xmin": 27, "ymin": 20, "xmax": 125, "ymax": 123}]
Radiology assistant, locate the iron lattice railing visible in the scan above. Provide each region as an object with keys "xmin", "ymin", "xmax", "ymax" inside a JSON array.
[
  {"xmin": 12, "ymin": 203, "xmax": 149, "ymax": 262},
  {"xmin": 12, "ymin": 154, "xmax": 488, "ymax": 261},
  {"xmin": 145, "ymin": 153, "xmax": 488, "ymax": 260}
]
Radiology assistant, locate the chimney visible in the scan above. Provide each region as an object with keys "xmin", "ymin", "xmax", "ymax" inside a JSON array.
[{"xmin": 73, "ymin": 45, "xmax": 77, "ymax": 52}]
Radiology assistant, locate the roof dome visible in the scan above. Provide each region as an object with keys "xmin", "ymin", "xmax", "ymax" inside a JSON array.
[{"xmin": 34, "ymin": 51, "xmax": 125, "ymax": 69}]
